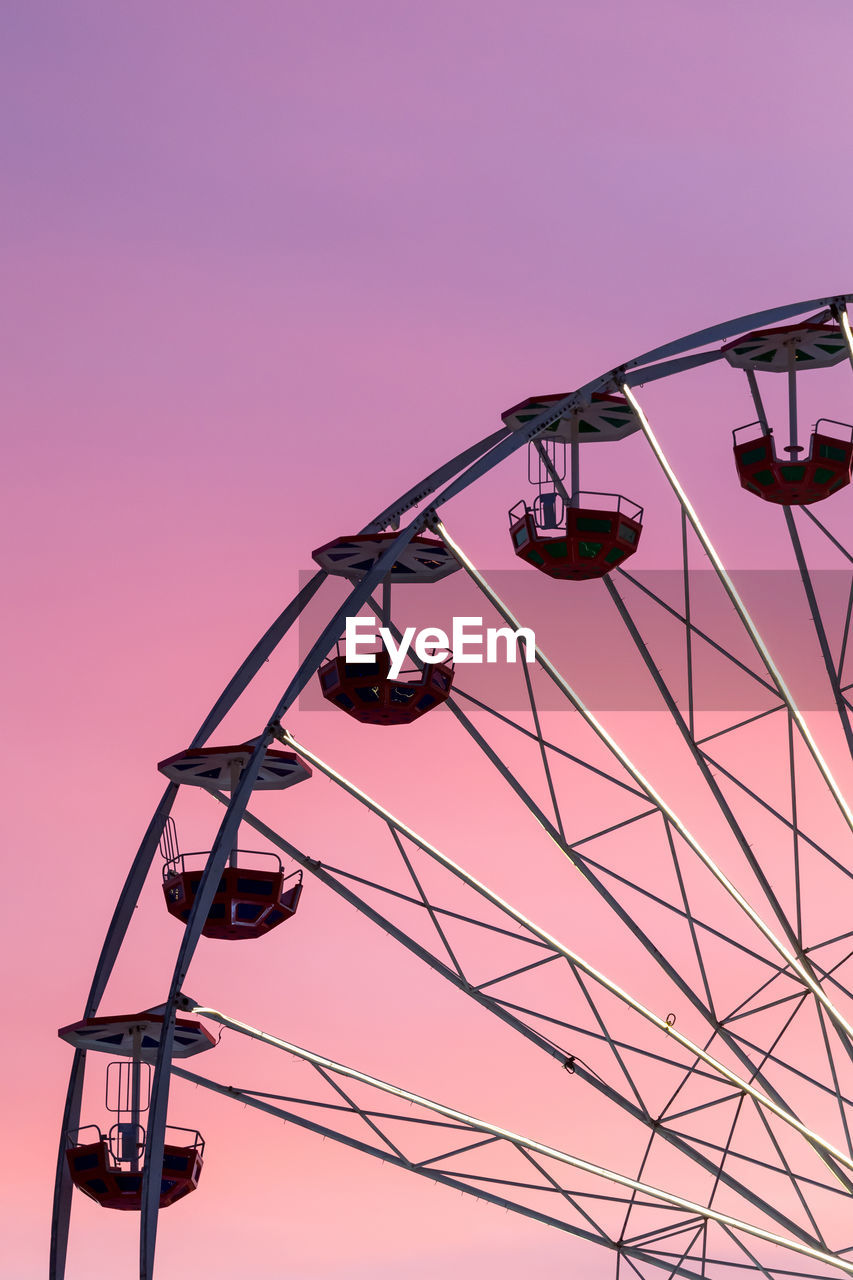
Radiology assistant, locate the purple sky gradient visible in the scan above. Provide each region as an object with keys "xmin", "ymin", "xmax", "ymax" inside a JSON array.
[{"xmin": 4, "ymin": 3, "xmax": 853, "ymax": 1277}]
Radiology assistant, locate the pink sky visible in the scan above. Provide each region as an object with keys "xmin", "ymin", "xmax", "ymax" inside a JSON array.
[{"xmin": 4, "ymin": 3, "xmax": 853, "ymax": 1277}]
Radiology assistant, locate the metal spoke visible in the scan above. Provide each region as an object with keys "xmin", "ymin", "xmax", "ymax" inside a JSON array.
[{"xmin": 182, "ymin": 1006, "xmax": 853, "ymax": 1272}]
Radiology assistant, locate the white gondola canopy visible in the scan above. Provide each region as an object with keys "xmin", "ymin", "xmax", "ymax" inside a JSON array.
[
  {"xmin": 722, "ymin": 322, "xmax": 848, "ymax": 372},
  {"xmin": 58, "ymin": 1012, "xmax": 216, "ymax": 1059},
  {"xmin": 313, "ymin": 532, "xmax": 459, "ymax": 583},
  {"xmin": 158, "ymin": 744, "xmax": 311, "ymax": 790},
  {"xmin": 501, "ymin": 392, "xmax": 641, "ymax": 443}
]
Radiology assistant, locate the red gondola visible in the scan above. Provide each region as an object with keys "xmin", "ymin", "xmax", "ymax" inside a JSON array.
[
  {"xmin": 509, "ymin": 492, "xmax": 643, "ymax": 581},
  {"xmin": 59, "ymin": 1011, "xmax": 210, "ymax": 1210},
  {"xmin": 502, "ymin": 391, "xmax": 644, "ymax": 581},
  {"xmin": 733, "ymin": 419, "xmax": 853, "ymax": 506},
  {"xmin": 318, "ymin": 649, "xmax": 454, "ymax": 725},
  {"xmin": 723, "ymin": 322, "xmax": 852, "ymax": 505},
  {"xmin": 162, "ymin": 850, "xmax": 303, "ymax": 941},
  {"xmin": 66, "ymin": 1127, "xmax": 203, "ymax": 1211}
]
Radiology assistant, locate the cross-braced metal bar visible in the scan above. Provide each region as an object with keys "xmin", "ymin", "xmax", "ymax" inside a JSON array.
[{"xmin": 173, "ymin": 1005, "xmax": 853, "ymax": 1279}]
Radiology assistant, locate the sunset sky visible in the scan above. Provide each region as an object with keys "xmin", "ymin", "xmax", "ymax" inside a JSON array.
[{"xmin": 4, "ymin": 3, "xmax": 853, "ymax": 1278}]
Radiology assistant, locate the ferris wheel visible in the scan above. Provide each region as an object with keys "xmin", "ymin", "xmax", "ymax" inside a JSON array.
[{"xmin": 52, "ymin": 293, "xmax": 853, "ymax": 1280}]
